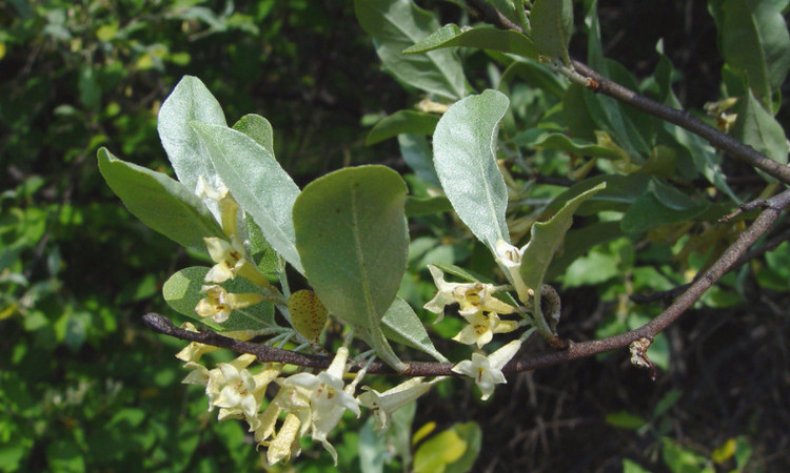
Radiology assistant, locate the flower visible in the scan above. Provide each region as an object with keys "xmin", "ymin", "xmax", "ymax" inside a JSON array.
[
  {"xmin": 423, "ymin": 265, "xmax": 515, "ymax": 323},
  {"xmin": 494, "ymin": 239, "xmax": 530, "ymax": 302},
  {"xmin": 274, "ymin": 347, "xmax": 360, "ymax": 464},
  {"xmin": 175, "ymin": 323, "xmax": 218, "ymax": 362},
  {"xmin": 451, "ymin": 339, "xmax": 522, "ymax": 400},
  {"xmin": 195, "ymin": 284, "xmax": 263, "ymax": 323},
  {"xmin": 213, "ymin": 362, "xmax": 279, "ymax": 428},
  {"xmin": 452, "ymin": 311, "xmax": 519, "ymax": 348},
  {"xmin": 204, "ymin": 237, "xmax": 247, "ymax": 283},
  {"xmin": 196, "ymin": 175, "xmax": 240, "ymax": 238},
  {"xmin": 358, "ymin": 377, "xmax": 442, "ymax": 430}
]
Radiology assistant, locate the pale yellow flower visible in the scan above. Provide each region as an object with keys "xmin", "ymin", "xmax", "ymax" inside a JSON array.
[
  {"xmin": 194, "ymin": 284, "xmax": 263, "ymax": 323},
  {"xmin": 452, "ymin": 311, "xmax": 519, "ymax": 348},
  {"xmin": 424, "ymin": 265, "xmax": 514, "ymax": 323},
  {"xmin": 451, "ymin": 339, "xmax": 522, "ymax": 400},
  {"xmin": 358, "ymin": 377, "xmax": 443, "ymax": 430}
]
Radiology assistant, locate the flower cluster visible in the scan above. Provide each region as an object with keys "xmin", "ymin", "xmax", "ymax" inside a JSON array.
[
  {"xmin": 192, "ymin": 178, "xmax": 273, "ymax": 324},
  {"xmin": 177, "ymin": 342, "xmax": 438, "ymax": 465},
  {"xmin": 424, "ymin": 264, "xmax": 525, "ymax": 401}
]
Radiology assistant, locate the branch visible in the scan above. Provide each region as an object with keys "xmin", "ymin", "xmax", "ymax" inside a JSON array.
[
  {"xmin": 143, "ymin": 188, "xmax": 790, "ymax": 377},
  {"xmin": 463, "ymin": 0, "xmax": 790, "ymax": 185},
  {"xmin": 569, "ymin": 61, "xmax": 790, "ymax": 185}
]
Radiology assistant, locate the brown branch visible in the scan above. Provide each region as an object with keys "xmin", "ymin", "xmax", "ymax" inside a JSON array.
[
  {"xmin": 569, "ymin": 61, "xmax": 790, "ymax": 185},
  {"xmin": 143, "ymin": 188, "xmax": 790, "ymax": 376},
  {"xmin": 463, "ymin": 0, "xmax": 790, "ymax": 185}
]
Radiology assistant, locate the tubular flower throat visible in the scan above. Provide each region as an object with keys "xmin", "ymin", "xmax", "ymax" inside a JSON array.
[{"xmin": 195, "ymin": 284, "xmax": 263, "ymax": 323}]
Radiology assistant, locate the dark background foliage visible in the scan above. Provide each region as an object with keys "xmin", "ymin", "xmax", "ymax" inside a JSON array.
[{"xmin": 1, "ymin": 1, "xmax": 788, "ymax": 471}]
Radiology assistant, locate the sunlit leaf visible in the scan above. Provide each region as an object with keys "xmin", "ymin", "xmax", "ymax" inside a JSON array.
[
  {"xmin": 191, "ymin": 122, "xmax": 303, "ymax": 273},
  {"xmin": 355, "ymin": 0, "xmax": 466, "ymax": 100},
  {"xmin": 433, "ymin": 89, "xmax": 510, "ymax": 250},
  {"xmin": 293, "ymin": 166, "xmax": 409, "ymax": 369},
  {"xmin": 97, "ymin": 148, "xmax": 224, "ymax": 251}
]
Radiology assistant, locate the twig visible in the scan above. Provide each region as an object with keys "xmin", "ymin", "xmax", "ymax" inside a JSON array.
[
  {"xmin": 463, "ymin": 0, "xmax": 790, "ymax": 185},
  {"xmin": 143, "ymin": 187, "xmax": 790, "ymax": 377},
  {"xmin": 569, "ymin": 61, "xmax": 790, "ymax": 185}
]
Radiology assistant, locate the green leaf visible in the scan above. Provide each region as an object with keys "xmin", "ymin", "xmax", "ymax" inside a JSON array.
[
  {"xmin": 191, "ymin": 122, "xmax": 303, "ymax": 273},
  {"xmin": 413, "ymin": 422, "xmax": 482, "ymax": 473},
  {"xmin": 381, "ymin": 298, "xmax": 447, "ymax": 362},
  {"xmin": 157, "ymin": 76, "xmax": 227, "ymax": 192},
  {"xmin": 366, "ymin": 110, "xmax": 439, "ymax": 145},
  {"xmin": 530, "ymin": 0, "xmax": 573, "ymax": 64},
  {"xmin": 621, "ymin": 179, "xmax": 709, "ymax": 233},
  {"xmin": 162, "ymin": 266, "xmax": 277, "ymax": 332},
  {"xmin": 46, "ymin": 440, "xmax": 85, "ymax": 473},
  {"xmin": 405, "ymin": 195, "xmax": 452, "ymax": 217},
  {"xmin": 512, "ymin": 129, "xmax": 625, "ymax": 160},
  {"xmin": 359, "ymin": 418, "xmax": 387, "ymax": 473},
  {"xmin": 714, "ymin": 0, "xmax": 790, "ymax": 107},
  {"xmin": 546, "ymin": 222, "xmax": 622, "ymax": 280},
  {"xmin": 443, "ymin": 422, "xmax": 482, "ymax": 473},
  {"xmin": 520, "ymin": 183, "xmax": 605, "ymax": 317},
  {"xmin": 399, "ymin": 134, "xmax": 440, "ymax": 186},
  {"xmin": 97, "ymin": 148, "xmax": 224, "ymax": 251},
  {"xmin": 232, "ymin": 113, "xmax": 274, "ymax": 156},
  {"xmin": 293, "ymin": 166, "xmax": 409, "ymax": 369},
  {"xmin": 605, "ymin": 411, "xmax": 648, "ymax": 430},
  {"xmin": 622, "ymin": 459, "xmax": 652, "ymax": 473},
  {"xmin": 651, "ymin": 43, "xmax": 737, "ymax": 200},
  {"xmin": 355, "ymin": 0, "xmax": 466, "ymax": 100},
  {"xmin": 433, "ymin": 89, "xmax": 510, "ymax": 250},
  {"xmin": 733, "ymin": 88, "xmax": 789, "ymax": 166},
  {"xmin": 403, "ymin": 24, "xmax": 538, "ymax": 59}
]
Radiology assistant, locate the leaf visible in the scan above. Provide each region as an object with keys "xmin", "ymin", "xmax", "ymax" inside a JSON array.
[
  {"xmin": 288, "ymin": 289, "xmax": 328, "ymax": 343},
  {"xmin": 621, "ymin": 179, "xmax": 710, "ymax": 233},
  {"xmin": 405, "ymin": 195, "xmax": 452, "ymax": 217},
  {"xmin": 733, "ymin": 88, "xmax": 789, "ymax": 166},
  {"xmin": 191, "ymin": 122, "xmax": 304, "ymax": 273},
  {"xmin": 157, "ymin": 76, "xmax": 227, "ymax": 193},
  {"xmin": 162, "ymin": 266, "xmax": 277, "ymax": 332},
  {"xmin": 413, "ymin": 422, "xmax": 482, "ymax": 473},
  {"xmin": 413, "ymin": 428, "xmax": 466, "ymax": 473},
  {"xmin": 520, "ymin": 183, "xmax": 605, "ymax": 317},
  {"xmin": 651, "ymin": 44, "xmax": 737, "ymax": 200},
  {"xmin": 512, "ymin": 128, "xmax": 625, "ymax": 160},
  {"xmin": 355, "ymin": 0, "xmax": 466, "ymax": 100},
  {"xmin": 714, "ymin": 0, "xmax": 790, "ymax": 107},
  {"xmin": 232, "ymin": 113, "xmax": 274, "ymax": 156},
  {"xmin": 582, "ymin": 3, "xmax": 650, "ymax": 157},
  {"xmin": 293, "ymin": 166, "xmax": 409, "ymax": 369},
  {"xmin": 605, "ymin": 411, "xmax": 647, "ymax": 430},
  {"xmin": 443, "ymin": 422, "xmax": 482, "ymax": 473},
  {"xmin": 97, "ymin": 148, "xmax": 224, "ymax": 251},
  {"xmin": 403, "ymin": 24, "xmax": 538, "ymax": 59},
  {"xmin": 546, "ymin": 222, "xmax": 622, "ymax": 280},
  {"xmin": 381, "ymin": 298, "xmax": 448, "ymax": 362},
  {"xmin": 359, "ymin": 418, "xmax": 387, "ymax": 473},
  {"xmin": 366, "ymin": 110, "xmax": 439, "ymax": 145},
  {"xmin": 433, "ymin": 89, "xmax": 511, "ymax": 250},
  {"xmin": 530, "ymin": 0, "xmax": 573, "ymax": 64},
  {"xmin": 399, "ymin": 134, "xmax": 440, "ymax": 186}
]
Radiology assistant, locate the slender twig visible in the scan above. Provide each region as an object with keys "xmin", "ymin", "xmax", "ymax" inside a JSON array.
[
  {"xmin": 569, "ymin": 61, "xmax": 790, "ymax": 185},
  {"xmin": 143, "ymin": 187, "xmax": 790, "ymax": 377},
  {"xmin": 464, "ymin": 0, "xmax": 790, "ymax": 185}
]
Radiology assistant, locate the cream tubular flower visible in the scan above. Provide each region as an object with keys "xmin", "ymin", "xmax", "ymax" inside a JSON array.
[
  {"xmin": 358, "ymin": 377, "xmax": 442, "ymax": 430},
  {"xmin": 195, "ymin": 284, "xmax": 264, "ymax": 323},
  {"xmin": 452, "ymin": 312, "xmax": 519, "ymax": 348},
  {"xmin": 494, "ymin": 239, "xmax": 530, "ymax": 302},
  {"xmin": 451, "ymin": 339, "xmax": 522, "ymax": 400},
  {"xmin": 204, "ymin": 236, "xmax": 247, "ymax": 283},
  {"xmin": 423, "ymin": 265, "xmax": 515, "ymax": 323},
  {"xmin": 175, "ymin": 323, "xmax": 218, "ymax": 362},
  {"xmin": 278, "ymin": 347, "xmax": 360, "ymax": 464},
  {"xmin": 266, "ymin": 412, "xmax": 302, "ymax": 465}
]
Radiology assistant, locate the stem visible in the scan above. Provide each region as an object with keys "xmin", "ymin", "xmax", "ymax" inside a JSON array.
[{"xmin": 142, "ymin": 188, "xmax": 790, "ymax": 376}]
